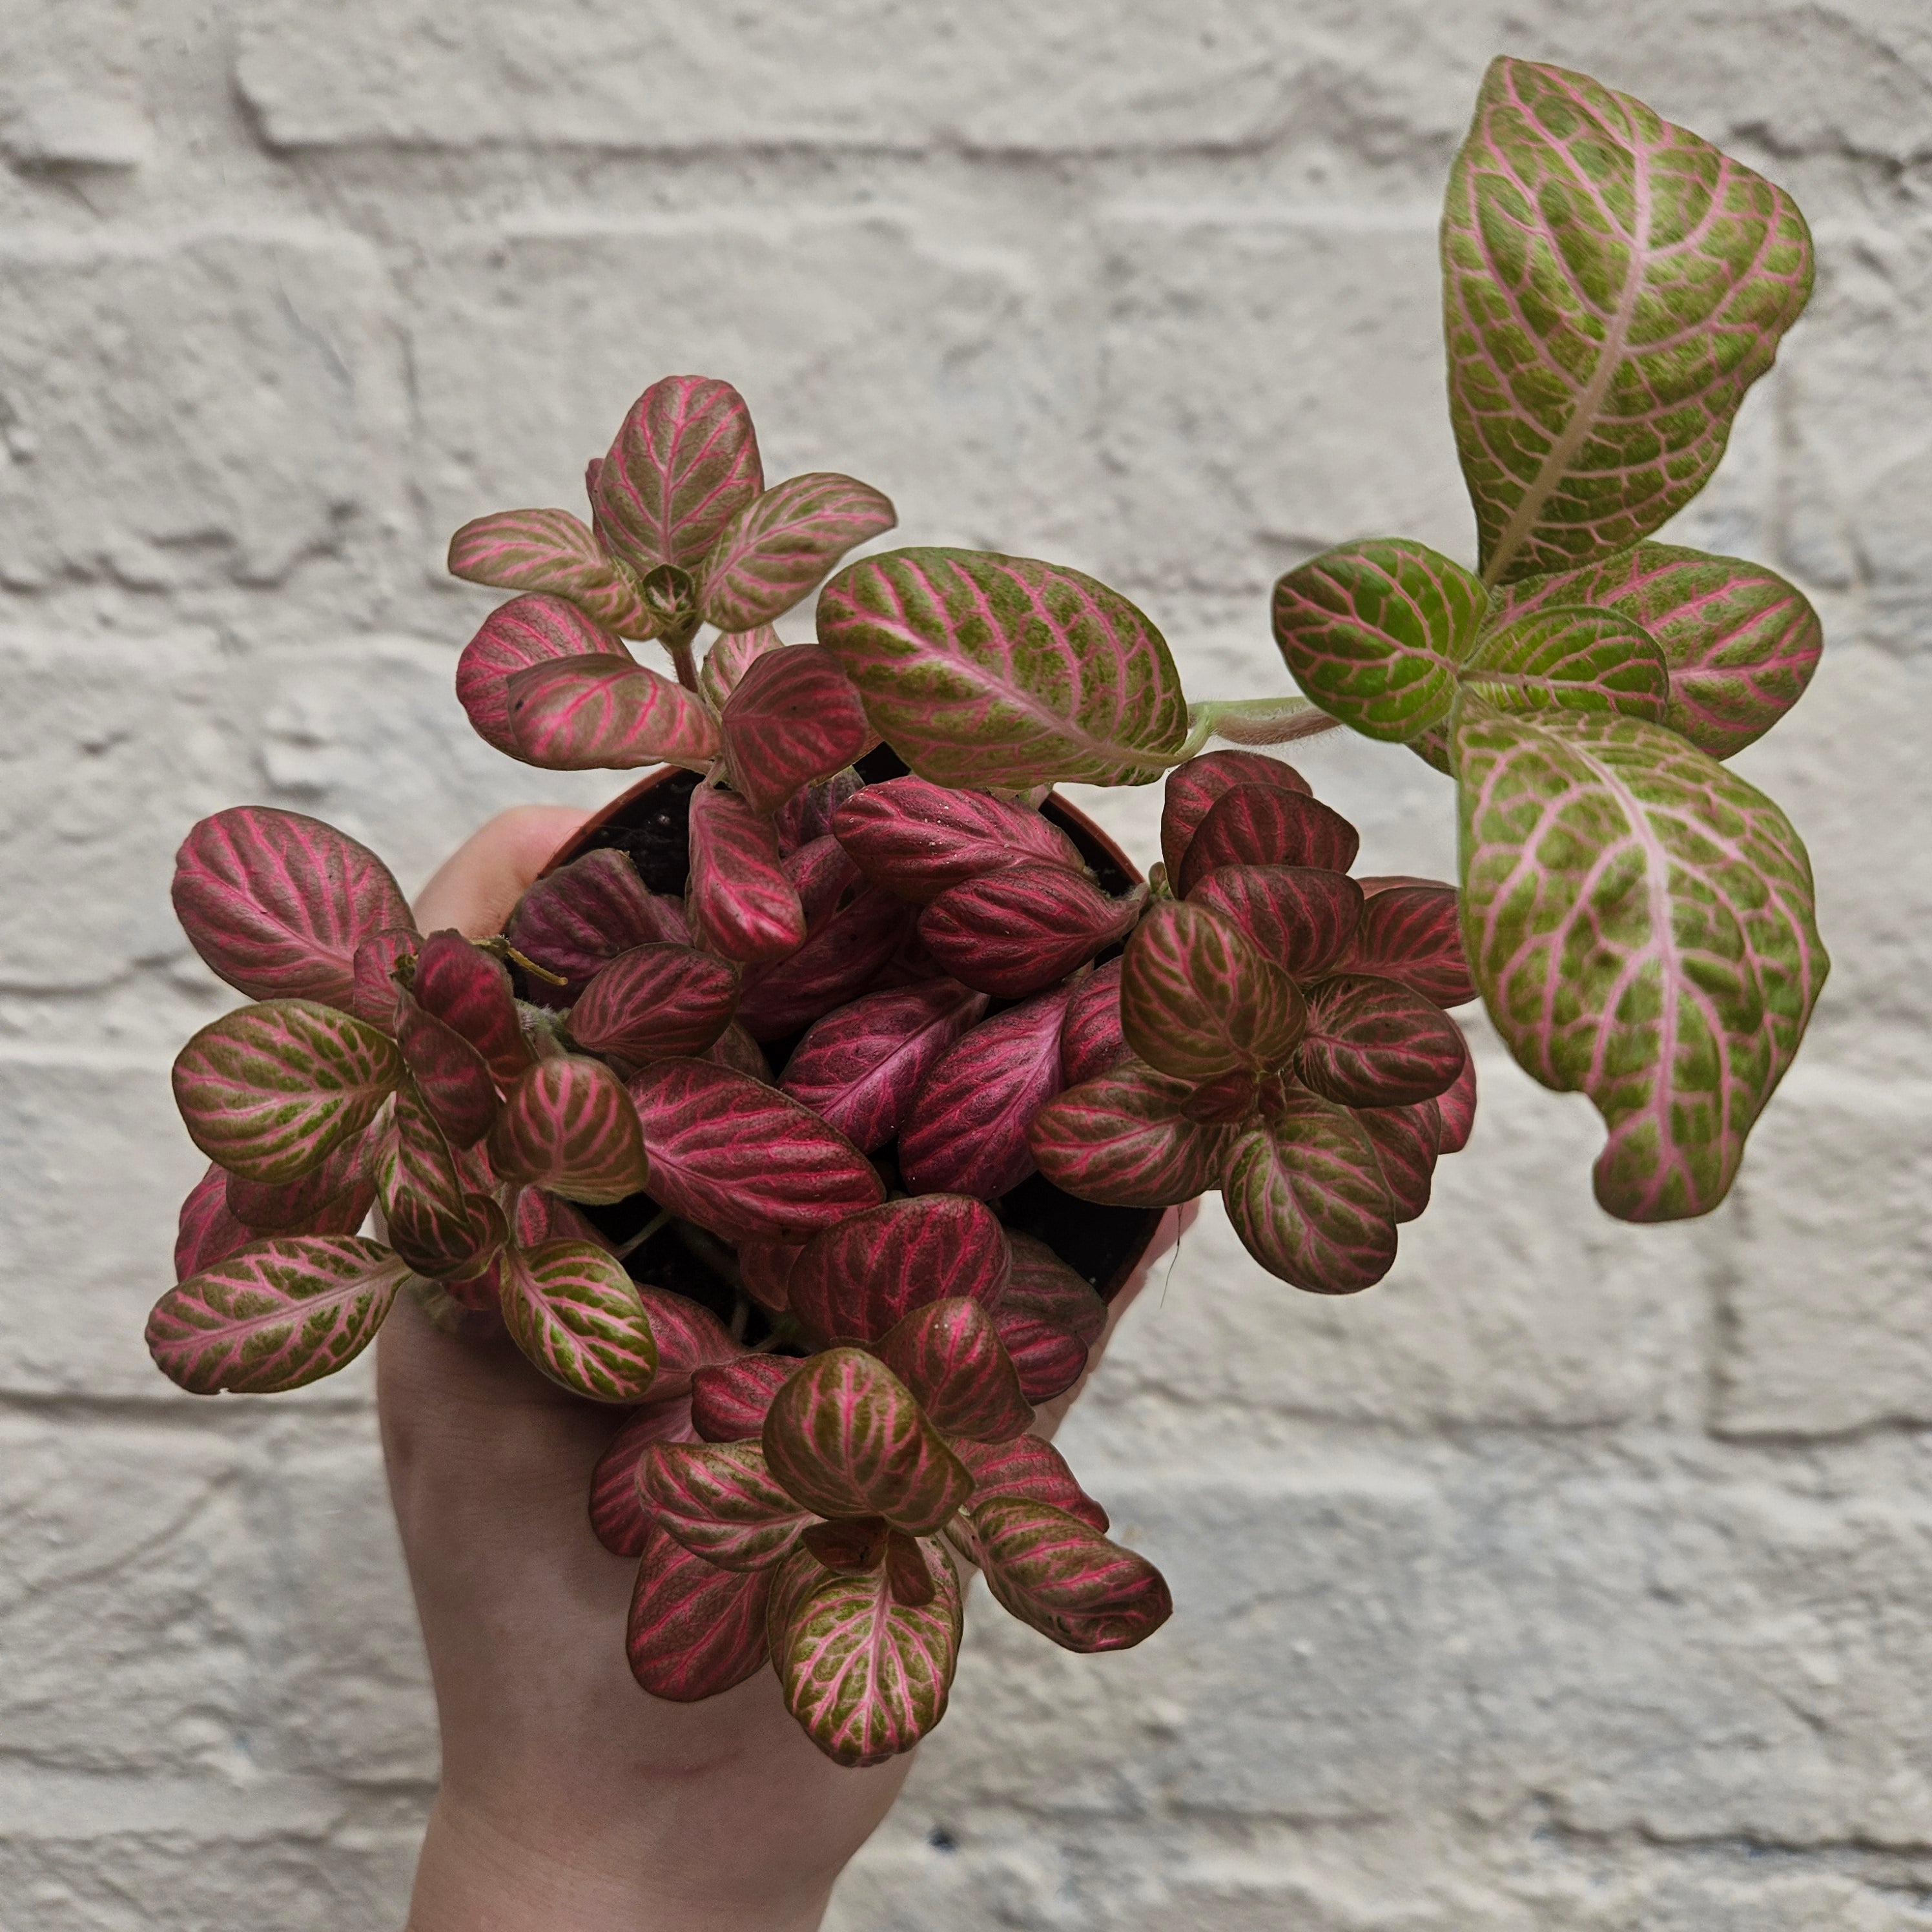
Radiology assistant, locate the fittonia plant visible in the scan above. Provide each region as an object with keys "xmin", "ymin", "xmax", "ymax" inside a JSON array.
[{"xmin": 147, "ymin": 59, "xmax": 1825, "ymax": 1766}]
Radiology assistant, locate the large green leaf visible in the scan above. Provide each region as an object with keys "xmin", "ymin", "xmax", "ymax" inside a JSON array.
[{"xmin": 1459, "ymin": 605, "xmax": 1669, "ymax": 722}]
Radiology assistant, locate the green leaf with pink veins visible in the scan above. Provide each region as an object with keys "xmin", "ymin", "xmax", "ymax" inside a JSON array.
[
  {"xmin": 697, "ymin": 471, "xmax": 897, "ymax": 633},
  {"xmin": 1457, "ymin": 606, "xmax": 1670, "ymax": 724},
  {"xmin": 1452, "ymin": 689, "xmax": 1826, "ymax": 1222},
  {"xmin": 446, "ymin": 506, "xmax": 653, "ymax": 639},
  {"xmin": 497, "ymin": 1238, "xmax": 659, "ymax": 1403},
  {"xmin": 1443, "ymin": 58, "xmax": 1813, "ymax": 589}
]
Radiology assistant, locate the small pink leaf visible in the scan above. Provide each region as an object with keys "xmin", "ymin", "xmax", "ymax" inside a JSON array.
[
  {"xmin": 1181, "ymin": 1069, "xmax": 1266, "ymax": 1124},
  {"xmin": 700, "ymin": 473, "xmax": 897, "ymax": 632},
  {"xmin": 506, "ymin": 655, "xmax": 721, "ymax": 770},
  {"xmin": 953, "ymin": 1434, "xmax": 1109, "ymax": 1535},
  {"xmin": 1337, "ymin": 883, "xmax": 1474, "ymax": 1009},
  {"xmin": 172, "ymin": 807, "xmax": 415, "ymax": 1011},
  {"xmin": 633, "ymin": 1286, "xmax": 739, "ymax": 1395},
  {"xmin": 591, "ymin": 1401, "xmax": 701, "ymax": 1557},
  {"xmin": 1160, "ymin": 750, "xmax": 1311, "ymax": 883},
  {"xmin": 1177, "ymin": 785, "xmax": 1360, "ymax": 895},
  {"xmin": 1297, "ymin": 973, "xmax": 1469, "ymax": 1108},
  {"xmin": 1120, "ymin": 901, "xmax": 1306, "ymax": 1084},
  {"xmin": 378, "ymin": 1087, "xmax": 506, "ymax": 1279},
  {"xmin": 447, "ymin": 506, "xmax": 652, "ymax": 638},
  {"xmin": 699, "ymin": 624, "xmax": 783, "ymax": 714},
  {"xmin": 173, "ymin": 1000, "xmax": 402, "ymax": 1184},
  {"xmin": 147, "ymin": 1235, "xmax": 409, "ymax": 1393},
  {"xmin": 831, "ymin": 776, "xmax": 1085, "ymax": 905},
  {"xmin": 629, "ymin": 1059, "xmax": 883, "ymax": 1240},
  {"xmin": 734, "ymin": 883, "xmax": 914, "ymax": 1043},
  {"xmin": 768, "ymin": 1541, "xmax": 962, "ymax": 1767},
  {"xmin": 413, "ymin": 930, "xmax": 533, "ymax": 1086},
  {"xmin": 691, "ymin": 1356, "xmax": 801, "ymax": 1442},
  {"xmin": 918, "ymin": 867, "xmax": 1143, "ymax": 1000},
  {"xmin": 772, "ymin": 768, "xmax": 865, "ymax": 856},
  {"xmin": 593, "ymin": 375, "xmax": 764, "ymax": 574},
  {"xmin": 1002, "ymin": 1229, "xmax": 1107, "ymax": 1349},
  {"xmin": 988, "ymin": 1317, "xmax": 1087, "ymax": 1407},
  {"xmin": 175, "ymin": 1164, "xmax": 255, "ymax": 1279},
  {"xmin": 637, "ymin": 1439, "xmax": 810, "ymax": 1570},
  {"xmin": 508, "ymin": 848, "xmax": 689, "ymax": 998},
  {"xmin": 349, "ymin": 927, "xmax": 418, "ymax": 1032},
  {"xmin": 456, "ymin": 593, "xmax": 624, "ymax": 757},
  {"xmin": 719, "ymin": 643, "xmax": 873, "ymax": 819},
  {"xmin": 488, "ymin": 1055, "xmax": 650, "ymax": 1204},
  {"xmin": 568, "ymin": 943, "xmax": 740, "ymax": 1066},
  {"xmin": 781, "ymin": 979, "xmax": 989, "ymax": 1152},
  {"xmin": 686, "ymin": 785, "xmax": 808, "ymax": 965},
  {"xmin": 788, "ymin": 1194, "xmax": 1011, "ymax": 1348},
  {"xmin": 878, "ymin": 1298, "xmax": 1033, "ymax": 1444},
  {"xmin": 969, "ymin": 1497, "xmax": 1171, "ymax": 1654},
  {"xmin": 511, "ymin": 1184, "xmax": 614, "ymax": 1253},
  {"xmin": 1223, "ymin": 1090, "xmax": 1397, "ymax": 1292},
  {"xmin": 1435, "ymin": 1053, "xmax": 1477, "ymax": 1155},
  {"xmin": 1186, "ymin": 865, "xmax": 1364, "ymax": 983},
  {"xmin": 395, "ymin": 989, "xmax": 500, "ymax": 1149},
  {"xmin": 1354, "ymin": 1099, "xmax": 1442, "ymax": 1224},
  {"xmin": 1029, "ymin": 1060, "xmax": 1230, "ymax": 1208},
  {"xmin": 627, "ymin": 1524, "xmax": 773, "ymax": 1701},
  {"xmin": 897, "ymin": 985, "xmax": 1073, "ymax": 1199},
  {"xmin": 498, "ymin": 1238, "xmax": 659, "ymax": 1402},
  {"xmin": 763, "ymin": 1348, "xmax": 974, "ymax": 1534},
  {"xmin": 737, "ymin": 1237, "xmax": 803, "ymax": 1313},
  {"xmin": 1060, "ymin": 960, "xmax": 1128, "ymax": 1085}
]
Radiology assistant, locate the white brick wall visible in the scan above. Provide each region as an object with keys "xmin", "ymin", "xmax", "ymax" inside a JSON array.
[{"xmin": 3, "ymin": 4, "xmax": 1925, "ymax": 1925}]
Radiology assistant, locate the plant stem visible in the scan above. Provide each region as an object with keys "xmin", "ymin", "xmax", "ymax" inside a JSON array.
[
  {"xmin": 664, "ymin": 620, "xmax": 701, "ymax": 692},
  {"xmin": 1175, "ymin": 695, "xmax": 1341, "ymax": 759},
  {"xmin": 611, "ymin": 1209, "xmax": 672, "ymax": 1261}
]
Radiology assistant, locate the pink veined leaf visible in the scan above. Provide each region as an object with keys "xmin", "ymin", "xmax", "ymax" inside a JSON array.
[
  {"xmin": 1336, "ymin": 883, "xmax": 1475, "ymax": 1009},
  {"xmin": 1354, "ymin": 1098, "xmax": 1443, "ymax": 1224},
  {"xmin": 1222, "ymin": 1088, "xmax": 1398, "ymax": 1292},
  {"xmin": 830, "ymin": 776, "xmax": 1086, "ymax": 905},
  {"xmin": 802, "ymin": 1516, "xmax": 892, "ymax": 1578},
  {"xmin": 567, "ymin": 943, "xmax": 741, "ymax": 1067},
  {"xmin": 593, "ymin": 375, "xmax": 764, "ymax": 574},
  {"xmin": 629, "ymin": 1058, "xmax": 884, "ymax": 1240},
  {"xmin": 456, "ymin": 593, "xmax": 627, "ymax": 757},
  {"xmin": 447, "ymin": 505, "xmax": 653, "ymax": 639},
  {"xmin": 498, "ymin": 1238, "xmax": 659, "ymax": 1403},
  {"xmin": 1177, "ymin": 785, "xmax": 1361, "ymax": 895},
  {"xmin": 1119, "ymin": 900, "xmax": 1307, "ymax": 1085},
  {"xmin": 779, "ymin": 831, "xmax": 863, "ymax": 925},
  {"xmin": 690, "ymin": 1356, "xmax": 802, "ymax": 1442},
  {"xmin": 706, "ymin": 1021, "xmax": 773, "ymax": 1084},
  {"xmin": 1002, "ymin": 1229, "xmax": 1108, "ymax": 1349},
  {"xmin": 627, "ymin": 1523, "xmax": 774, "ymax": 1701},
  {"xmin": 702, "ymin": 470, "xmax": 896, "ymax": 632},
  {"xmin": 413, "ymin": 930, "xmax": 533, "ymax": 1086},
  {"xmin": 952, "ymin": 1434, "xmax": 1109, "ymax": 1537},
  {"xmin": 1458, "ymin": 604, "xmax": 1670, "ymax": 724},
  {"xmin": 767, "ymin": 1539, "xmax": 963, "ymax": 1767},
  {"xmin": 1435, "ymin": 1053, "xmax": 1477, "ymax": 1155},
  {"xmin": 1297, "ymin": 972, "xmax": 1470, "ymax": 1109},
  {"xmin": 223, "ymin": 1131, "xmax": 371, "ymax": 1234},
  {"xmin": 1060, "ymin": 959, "xmax": 1128, "ymax": 1085},
  {"xmin": 990, "ymin": 1315, "xmax": 1089, "ymax": 1408},
  {"xmin": 1186, "ymin": 865, "xmax": 1365, "ymax": 984},
  {"xmin": 719, "ymin": 643, "xmax": 874, "ymax": 819},
  {"xmin": 817, "ymin": 548, "xmax": 1190, "ymax": 789},
  {"xmin": 863, "ymin": 925, "xmax": 947, "ymax": 993},
  {"xmin": 506, "ymin": 654, "xmax": 721, "ymax": 770},
  {"xmin": 173, "ymin": 999, "xmax": 403, "ymax": 1184},
  {"xmin": 737, "ymin": 1237, "xmax": 803, "ymax": 1313},
  {"xmin": 1160, "ymin": 750, "xmax": 1311, "ymax": 883},
  {"xmin": 175, "ymin": 1164, "xmax": 256, "ymax": 1280},
  {"xmin": 787, "ymin": 1193, "xmax": 1011, "ymax": 1350},
  {"xmin": 172, "ymin": 807, "xmax": 415, "ymax": 1011},
  {"xmin": 918, "ymin": 867, "xmax": 1144, "ymax": 1000},
  {"xmin": 734, "ymin": 874, "xmax": 914, "ymax": 1042},
  {"xmin": 487, "ymin": 1054, "xmax": 650, "ymax": 1205},
  {"xmin": 969, "ymin": 1497, "xmax": 1172, "ymax": 1654},
  {"xmin": 511, "ymin": 1184, "xmax": 617, "ymax": 1254},
  {"xmin": 395, "ymin": 988, "xmax": 500, "ymax": 1149},
  {"xmin": 780, "ymin": 979, "xmax": 989, "ymax": 1153},
  {"xmin": 377, "ymin": 1085, "xmax": 506, "ymax": 1280},
  {"xmin": 773, "ymin": 768, "xmax": 865, "ymax": 856},
  {"xmin": 877, "ymin": 1299, "xmax": 1033, "ymax": 1445},
  {"xmin": 637, "ymin": 1439, "xmax": 812, "ymax": 1570},
  {"xmin": 1185, "ymin": 1069, "xmax": 1271, "ymax": 1123},
  {"xmin": 883, "ymin": 1528, "xmax": 939, "ymax": 1609},
  {"xmin": 591, "ymin": 1401, "xmax": 702, "ymax": 1557},
  {"xmin": 686, "ymin": 784, "xmax": 808, "ymax": 965},
  {"xmin": 1443, "ymin": 59, "xmax": 1813, "ymax": 586},
  {"xmin": 896, "ymin": 985, "xmax": 1074, "ymax": 1200},
  {"xmin": 699, "ymin": 624, "xmax": 783, "ymax": 714},
  {"xmin": 633, "ymin": 1286, "xmax": 739, "ymax": 1397},
  {"xmin": 1029, "ymin": 1060, "xmax": 1231, "ymax": 1209},
  {"xmin": 349, "ymin": 927, "xmax": 418, "ymax": 1032},
  {"xmin": 147, "ymin": 1235, "xmax": 410, "ymax": 1394},
  {"xmin": 763, "ymin": 1348, "xmax": 975, "ymax": 1535},
  {"xmin": 507, "ymin": 848, "xmax": 690, "ymax": 1001}
]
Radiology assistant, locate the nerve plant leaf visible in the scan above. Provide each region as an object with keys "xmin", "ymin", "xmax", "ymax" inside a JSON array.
[
  {"xmin": 447, "ymin": 506, "xmax": 651, "ymax": 638},
  {"xmin": 1443, "ymin": 57, "xmax": 1814, "ymax": 586},
  {"xmin": 456, "ymin": 593, "xmax": 625, "ymax": 758},
  {"xmin": 224, "ymin": 1134, "xmax": 371, "ymax": 1234},
  {"xmin": 506, "ymin": 655, "xmax": 722, "ymax": 770},
  {"xmin": 1270, "ymin": 539, "xmax": 1487, "ymax": 741},
  {"xmin": 173, "ymin": 1000, "xmax": 402, "ymax": 1184},
  {"xmin": 1338, "ymin": 883, "xmax": 1475, "ymax": 1009},
  {"xmin": 498, "ymin": 1238, "xmax": 659, "ymax": 1403},
  {"xmin": 147, "ymin": 1235, "xmax": 410, "ymax": 1394},
  {"xmin": 1120, "ymin": 901, "xmax": 1306, "ymax": 1084},
  {"xmin": 627, "ymin": 1524, "xmax": 774, "ymax": 1702},
  {"xmin": 699, "ymin": 472, "xmax": 897, "ymax": 633},
  {"xmin": 969, "ymin": 1498, "xmax": 1171, "ymax": 1654},
  {"xmin": 487, "ymin": 1054, "xmax": 650, "ymax": 1204},
  {"xmin": 734, "ymin": 865, "xmax": 912, "ymax": 1042},
  {"xmin": 919, "ymin": 867, "xmax": 1142, "ymax": 999},
  {"xmin": 1435, "ymin": 1052, "xmax": 1478, "ymax": 1154},
  {"xmin": 379, "ymin": 1087, "xmax": 506, "ymax": 1280},
  {"xmin": 699, "ymin": 624, "xmax": 783, "ymax": 714},
  {"xmin": 1355, "ymin": 1099, "xmax": 1443, "ymax": 1223},
  {"xmin": 1059, "ymin": 960, "xmax": 1128, "ymax": 1084},
  {"xmin": 507, "ymin": 848, "xmax": 690, "ymax": 997},
  {"xmin": 952, "ymin": 1433, "xmax": 1109, "ymax": 1534},
  {"xmin": 832, "ymin": 776, "xmax": 1086, "ymax": 904},
  {"xmin": 413, "ymin": 930, "xmax": 532, "ymax": 1087},
  {"xmin": 1002, "ymin": 1230, "xmax": 1108, "ymax": 1350},
  {"xmin": 1160, "ymin": 750, "xmax": 1310, "ymax": 885},
  {"xmin": 763, "ymin": 1348, "xmax": 974, "ymax": 1535},
  {"xmin": 1453, "ymin": 692, "xmax": 1825, "ymax": 1219},
  {"xmin": 628, "ymin": 1058, "xmax": 884, "ymax": 1240},
  {"xmin": 591, "ymin": 1400, "xmax": 702, "ymax": 1557},
  {"xmin": 877, "ymin": 1299, "xmax": 1033, "ymax": 1444},
  {"xmin": 593, "ymin": 375, "xmax": 764, "ymax": 574},
  {"xmin": 1029, "ymin": 1060, "xmax": 1231, "ymax": 1208},
  {"xmin": 350, "ymin": 927, "xmax": 417, "ymax": 1032},
  {"xmin": 395, "ymin": 989, "xmax": 499, "ymax": 1149},
  {"xmin": 175, "ymin": 1164, "xmax": 255, "ymax": 1280},
  {"xmin": 637, "ymin": 1439, "xmax": 812, "ymax": 1570},
  {"xmin": 1297, "ymin": 973, "xmax": 1469, "ymax": 1108},
  {"xmin": 719, "ymin": 643, "xmax": 873, "ymax": 817},
  {"xmin": 1457, "ymin": 606, "xmax": 1669, "ymax": 723},
  {"xmin": 690, "ymin": 1356, "xmax": 801, "ymax": 1443},
  {"xmin": 817, "ymin": 548, "xmax": 1190, "ymax": 788},
  {"xmin": 1177, "ymin": 785, "xmax": 1360, "ymax": 894},
  {"xmin": 686, "ymin": 784, "xmax": 808, "ymax": 965},
  {"xmin": 566, "ymin": 943, "xmax": 740, "ymax": 1065},
  {"xmin": 172, "ymin": 807, "xmax": 415, "ymax": 1011},
  {"xmin": 1187, "ymin": 865, "xmax": 1364, "ymax": 984},
  {"xmin": 768, "ymin": 1539, "xmax": 963, "ymax": 1767}
]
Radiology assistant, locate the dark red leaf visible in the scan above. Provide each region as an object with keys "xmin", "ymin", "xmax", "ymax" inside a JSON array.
[
  {"xmin": 686, "ymin": 785, "xmax": 807, "ymax": 965},
  {"xmin": 590, "ymin": 1397, "xmax": 701, "ymax": 1557},
  {"xmin": 1119, "ymin": 900, "xmax": 1306, "ymax": 1084},
  {"xmin": 1354, "ymin": 1099, "xmax": 1442, "ymax": 1223},
  {"xmin": 1160, "ymin": 750, "xmax": 1311, "ymax": 883},
  {"xmin": 224, "ymin": 1133, "xmax": 371, "ymax": 1233},
  {"xmin": 395, "ymin": 990, "xmax": 500, "ymax": 1147},
  {"xmin": 568, "ymin": 943, "xmax": 740, "ymax": 1066},
  {"xmin": 1180, "ymin": 1069, "xmax": 1265, "ymax": 1124},
  {"xmin": 414, "ymin": 930, "xmax": 532, "ymax": 1087},
  {"xmin": 1186, "ymin": 865, "xmax": 1364, "ymax": 982},
  {"xmin": 788, "ymin": 1194, "xmax": 1011, "ymax": 1348},
  {"xmin": 734, "ymin": 885, "xmax": 913, "ymax": 1042},
  {"xmin": 773, "ymin": 770, "xmax": 865, "ymax": 855},
  {"xmin": 506, "ymin": 654, "xmax": 720, "ymax": 769},
  {"xmin": 1297, "ymin": 973, "xmax": 1468, "ymax": 1108},
  {"xmin": 635, "ymin": 1286, "xmax": 739, "ymax": 1397},
  {"xmin": 1029, "ymin": 1060, "xmax": 1231, "ymax": 1208},
  {"xmin": 918, "ymin": 867, "xmax": 1142, "ymax": 999},
  {"xmin": 1002, "ymin": 1229, "xmax": 1107, "ymax": 1348},
  {"xmin": 1436, "ymin": 1051, "xmax": 1477, "ymax": 1154},
  {"xmin": 970, "ymin": 1497, "xmax": 1171, "ymax": 1653},
  {"xmin": 878, "ymin": 1298, "xmax": 1033, "ymax": 1443},
  {"xmin": 511, "ymin": 1184, "xmax": 616, "ymax": 1253},
  {"xmin": 627, "ymin": 1524, "xmax": 774, "ymax": 1701},
  {"xmin": 175, "ymin": 1164, "xmax": 256, "ymax": 1280},
  {"xmin": 992, "ymin": 1316, "xmax": 1089, "ymax": 1404},
  {"xmin": 737, "ymin": 1237, "xmax": 803, "ymax": 1313},
  {"xmin": 832, "ymin": 777, "xmax": 1085, "ymax": 905},
  {"xmin": 456, "ymin": 593, "xmax": 622, "ymax": 757},
  {"xmin": 802, "ymin": 1516, "xmax": 890, "ymax": 1575},
  {"xmin": 953, "ymin": 1433, "xmax": 1109, "ymax": 1535},
  {"xmin": 705, "ymin": 1022, "xmax": 772, "ymax": 1084},
  {"xmin": 1337, "ymin": 881, "xmax": 1475, "ymax": 1007},
  {"xmin": 1059, "ymin": 960, "xmax": 1128, "ymax": 1085},
  {"xmin": 508, "ymin": 848, "xmax": 690, "ymax": 1002},
  {"xmin": 1177, "ymin": 785, "xmax": 1360, "ymax": 894},
  {"xmin": 885, "ymin": 1530, "xmax": 938, "ymax": 1608},
  {"xmin": 721, "ymin": 644, "xmax": 874, "ymax": 817},
  {"xmin": 350, "ymin": 927, "xmax": 418, "ymax": 1032},
  {"xmin": 691, "ymin": 1356, "xmax": 801, "ymax": 1442}
]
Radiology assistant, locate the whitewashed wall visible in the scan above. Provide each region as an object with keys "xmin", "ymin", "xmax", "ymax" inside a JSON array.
[{"xmin": 2, "ymin": 4, "xmax": 1927, "ymax": 1926}]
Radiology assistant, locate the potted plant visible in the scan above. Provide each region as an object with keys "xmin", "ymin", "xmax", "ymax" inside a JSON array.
[{"xmin": 148, "ymin": 56, "xmax": 1825, "ymax": 1771}]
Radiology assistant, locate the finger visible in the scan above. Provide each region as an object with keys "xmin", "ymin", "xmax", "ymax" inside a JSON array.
[{"xmin": 413, "ymin": 805, "xmax": 595, "ymax": 936}]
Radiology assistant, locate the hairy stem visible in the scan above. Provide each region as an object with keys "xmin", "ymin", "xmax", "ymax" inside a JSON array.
[
  {"xmin": 1175, "ymin": 695, "xmax": 1341, "ymax": 760},
  {"xmin": 663, "ymin": 620, "xmax": 702, "ymax": 692}
]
